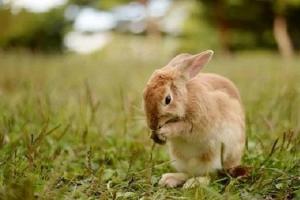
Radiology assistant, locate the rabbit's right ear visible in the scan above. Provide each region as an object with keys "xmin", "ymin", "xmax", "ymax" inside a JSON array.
[
  {"xmin": 166, "ymin": 53, "xmax": 192, "ymax": 68},
  {"xmin": 177, "ymin": 50, "xmax": 214, "ymax": 79}
]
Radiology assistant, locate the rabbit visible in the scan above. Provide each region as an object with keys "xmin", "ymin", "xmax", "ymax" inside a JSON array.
[{"xmin": 143, "ymin": 50, "xmax": 245, "ymax": 188}]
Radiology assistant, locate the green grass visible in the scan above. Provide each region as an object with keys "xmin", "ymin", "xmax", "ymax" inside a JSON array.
[{"xmin": 0, "ymin": 38, "xmax": 300, "ymax": 199}]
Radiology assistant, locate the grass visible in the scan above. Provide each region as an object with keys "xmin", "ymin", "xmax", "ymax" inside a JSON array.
[{"xmin": 0, "ymin": 37, "xmax": 299, "ymax": 199}]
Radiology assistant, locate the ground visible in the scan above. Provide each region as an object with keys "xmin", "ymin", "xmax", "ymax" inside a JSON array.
[{"xmin": 0, "ymin": 37, "xmax": 299, "ymax": 199}]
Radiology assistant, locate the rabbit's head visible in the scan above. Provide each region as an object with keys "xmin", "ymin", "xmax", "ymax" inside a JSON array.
[{"xmin": 143, "ymin": 50, "xmax": 214, "ymax": 139}]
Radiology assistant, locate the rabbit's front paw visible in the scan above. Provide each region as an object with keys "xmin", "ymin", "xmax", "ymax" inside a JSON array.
[
  {"xmin": 157, "ymin": 126, "xmax": 172, "ymax": 140},
  {"xmin": 159, "ymin": 173, "xmax": 188, "ymax": 188}
]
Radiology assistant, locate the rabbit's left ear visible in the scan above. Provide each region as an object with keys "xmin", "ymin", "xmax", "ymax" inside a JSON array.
[{"xmin": 179, "ymin": 50, "xmax": 214, "ymax": 79}]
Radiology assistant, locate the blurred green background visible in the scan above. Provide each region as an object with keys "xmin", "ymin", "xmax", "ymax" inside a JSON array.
[{"xmin": 0, "ymin": 0, "xmax": 300, "ymax": 56}]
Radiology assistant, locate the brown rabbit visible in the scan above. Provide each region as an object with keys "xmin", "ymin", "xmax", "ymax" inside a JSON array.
[{"xmin": 143, "ymin": 50, "xmax": 245, "ymax": 188}]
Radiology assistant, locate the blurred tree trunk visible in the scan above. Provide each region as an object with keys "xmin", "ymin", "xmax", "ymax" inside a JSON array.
[
  {"xmin": 273, "ymin": 0, "xmax": 294, "ymax": 59},
  {"xmin": 273, "ymin": 14, "xmax": 294, "ymax": 59},
  {"xmin": 215, "ymin": 0, "xmax": 230, "ymax": 55}
]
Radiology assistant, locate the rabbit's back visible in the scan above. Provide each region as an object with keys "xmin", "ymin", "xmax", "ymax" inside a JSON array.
[{"xmin": 195, "ymin": 73, "xmax": 242, "ymax": 102}]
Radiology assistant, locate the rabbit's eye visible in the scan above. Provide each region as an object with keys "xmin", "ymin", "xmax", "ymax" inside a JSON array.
[{"xmin": 165, "ymin": 95, "xmax": 171, "ymax": 105}]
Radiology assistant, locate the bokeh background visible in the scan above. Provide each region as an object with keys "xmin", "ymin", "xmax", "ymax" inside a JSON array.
[
  {"xmin": 1, "ymin": 0, "xmax": 300, "ymax": 55},
  {"xmin": 0, "ymin": 0, "xmax": 300, "ymax": 199}
]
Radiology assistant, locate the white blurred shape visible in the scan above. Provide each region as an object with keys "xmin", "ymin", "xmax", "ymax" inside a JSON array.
[
  {"xmin": 6, "ymin": 0, "xmax": 66, "ymax": 13},
  {"xmin": 161, "ymin": 2, "xmax": 189, "ymax": 36},
  {"xmin": 148, "ymin": 0, "xmax": 172, "ymax": 18},
  {"xmin": 64, "ymin": 31, "xmax": 112, "ymax": 54},
  {"xmin": 112, "ymin": 0, "xmax": 173, "ymax": 34},
  {"xmin": 64, "ymin": 4, "xmax": 80, "ymax": 21},
  {"xmin": 113, "ymin": 2, "xmax": 146, "ymax": 22},
  {"xmin": 74, "ymin": 8, "xmax": 116, "ymax": 32},
  {"xmin": 112, "ymin": 2, "xmax": 146, "ymax": 33}
]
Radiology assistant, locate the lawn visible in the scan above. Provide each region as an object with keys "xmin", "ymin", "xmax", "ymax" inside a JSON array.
[{"xmin": 0, "ymin": 37, "xmax": 300, "ymax": 199}]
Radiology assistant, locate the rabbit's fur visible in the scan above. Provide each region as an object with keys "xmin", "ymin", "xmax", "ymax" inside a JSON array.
[{"xmin": 143, "ymin": 50, "xmax": 245, "ymax": 187}]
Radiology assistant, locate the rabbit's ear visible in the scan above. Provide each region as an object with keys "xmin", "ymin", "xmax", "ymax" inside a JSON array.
[
  {"xmin": 166, "ymin": 53, "xmax": 192, "ymax": 67},
  {"xmin": 179, "ymin": 50, "xmax": 214, "ymax": 79}
]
